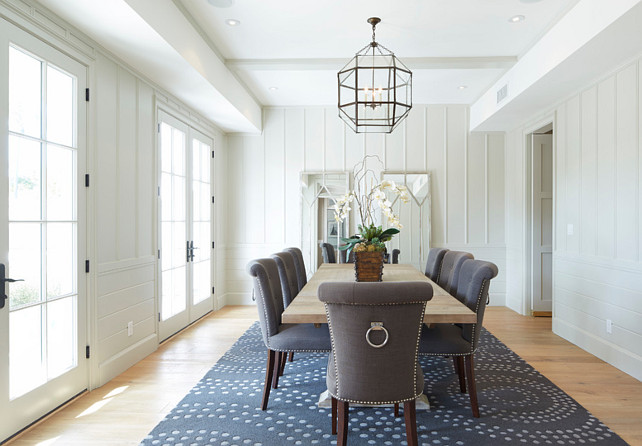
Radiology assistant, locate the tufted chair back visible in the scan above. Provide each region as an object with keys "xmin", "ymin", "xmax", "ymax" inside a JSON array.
[
  {"xmin": 319, "ymin": 281, "xmax": 433, "ymax": 404},
  {"xmin": 391, "ymin": 249, "xmax": 401, "ymax": 264},
  {"xmin": 246, "ymin": 258, "xmax": 285, "ymax": 346},
  {"xmin": 454, "ymin": 259, "xmax": 499, "ymax": 351},
  {"xmin": 437, "ymin": 250, "xmax": 474, "ymax": 295},
  {"xmin": 320, "ymin": 242, "xmax": 336, "ymax": 263},
  {"xmin": 424, "ymin": 247, "xmax": 448, "ymax": 281},
  {"xmin": 271, "ymin": 251, "xmax": 299, "ymax": 307},
  {"xmin": 285, "ymin": 247, "xmax": 307, "ymax": 291}
]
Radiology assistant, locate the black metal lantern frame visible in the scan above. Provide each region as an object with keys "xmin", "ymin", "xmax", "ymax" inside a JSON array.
[{"xmin": 338, "ymin": 18, "xmax": 412, "ymax": 134}]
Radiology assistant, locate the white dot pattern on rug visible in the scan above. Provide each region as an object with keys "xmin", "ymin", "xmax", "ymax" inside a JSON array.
[{"xmin": 140, "ymin": 322, "xmax": 625, "ymax": 446}]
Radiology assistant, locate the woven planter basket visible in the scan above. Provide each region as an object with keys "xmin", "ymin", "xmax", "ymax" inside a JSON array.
[{"xmin": 354, "ymin": 251, "xmax": 384, "ymax": 282}]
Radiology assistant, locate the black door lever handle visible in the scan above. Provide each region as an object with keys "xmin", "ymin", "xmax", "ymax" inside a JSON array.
[{"xmin": 1, "ymin": 263, "xmax": 24, "ymax": 309}]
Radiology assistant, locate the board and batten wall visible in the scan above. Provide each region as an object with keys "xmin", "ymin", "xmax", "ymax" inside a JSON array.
[
  {"xmin": 505, "ymin": 57, "xmax": 642, "ymax": 381},
  {"xmin": 93, "ymin": 53, "xmax": 227, "ymax": 386},
  {"xmin": 10, "ymin": 0, "xmax": 230, "ymax": 387},
  {"xmin": 224, "ymin": 105, "xmax": 506, "ymax": 307}
]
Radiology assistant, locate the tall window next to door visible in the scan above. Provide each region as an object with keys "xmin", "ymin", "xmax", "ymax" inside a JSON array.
[{"xmin": 7, "ymin": 46, "xmax": 78, "ymax": 399}]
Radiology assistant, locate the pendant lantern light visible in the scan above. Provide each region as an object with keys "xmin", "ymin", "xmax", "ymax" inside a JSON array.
[{"xmin": 338, "ymin": 17, "xmax": 412, "ymax": 133}]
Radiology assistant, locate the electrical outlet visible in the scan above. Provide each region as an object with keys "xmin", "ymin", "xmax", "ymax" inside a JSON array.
[
  {"xmin": 127, "ymin": 321, "xmax": 134, "ymax": 337},
  {"xmin": 606, "ymin": 319, "xmax": 612, "ymax": 334}
]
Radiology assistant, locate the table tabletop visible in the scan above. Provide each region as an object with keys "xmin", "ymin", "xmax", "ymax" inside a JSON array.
[{"xmin": 281, "ymin": 263, "xmax": 477, "ymax": 324}]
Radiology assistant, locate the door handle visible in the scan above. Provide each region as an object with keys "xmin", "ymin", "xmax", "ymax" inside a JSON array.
[
  {"xmin": 189, "ymin": 241, "xmax": 198, "ymax": 262},
  {"xmin": 1, "ymin": 263, "xmax": 24, "ymax": 309}
]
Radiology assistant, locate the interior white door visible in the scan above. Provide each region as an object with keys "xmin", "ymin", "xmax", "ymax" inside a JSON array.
[
  {"xmin": 0, "ymin": 20, "xmax": 87, "ymax": 442},
  {"xmin": 158, "ymin": 112, "xmax": 213, "ymax": 340},
  {"xmin": 531, "ymin": 133, "xmax": 553, "ymax": 313}
]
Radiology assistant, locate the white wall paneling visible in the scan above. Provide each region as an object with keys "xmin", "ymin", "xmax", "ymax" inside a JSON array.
[
  {"xmin": 224, "ymin": 105, "xmax": 506, "ymax": 306},
  {"xmin": 0, "ymin": 0, "xmax": 228, "ymax": 388},
  {"xmin": 505, "ymin": 57, "xmax": 642, "ymax": 381}
]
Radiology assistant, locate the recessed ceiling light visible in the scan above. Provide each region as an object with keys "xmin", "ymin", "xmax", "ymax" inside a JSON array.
[
  {"xmin": 509, "ymin": 15, "xmax": 526, "ymax": 23},
  {"xmin": 225, "ymin": 19, "xmax": 241, "ymax": 26},
  {"xmin": 458, "ymin": 85, "xmax": 468, "ymax": 90},
  {"xmin": 268, "ymin": 86, "xmax": 278, "ymax": 91},
  {"xmin": 207, "ymin": 0, "xmax": 234, "ymax": 7}
]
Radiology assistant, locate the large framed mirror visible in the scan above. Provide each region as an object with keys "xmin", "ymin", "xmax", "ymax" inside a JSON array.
[
  {"xmin": 381, "ymin": 172, "xmax": 431, "ymax": 271},
  {"xmin": 300, "ymin": 172, "xmax": 350, "ymax": 276}
]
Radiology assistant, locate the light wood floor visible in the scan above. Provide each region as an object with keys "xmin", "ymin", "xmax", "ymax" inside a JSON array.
[{"xmin": 6, "ymin": 306, "xmax": 642, "ymax": 446}]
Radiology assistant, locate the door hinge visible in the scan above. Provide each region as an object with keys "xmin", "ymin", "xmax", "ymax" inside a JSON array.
[
  {"xmin": 85, "ymin": 174, "xmax": 90, "ymax": 187},
  {"xmin": 212, "ymin": 241, "xmax": 215, "ymax": 249},
  {"xmin": 85, "ymin": 88, "xmax": 90, "ymax": 102},
  {"xmin": 86, "ymin": 345, "xmax": 90, "ymax": 359},
  {"xmin": 157, "ymin": 123, "xmax": 161, "ymax": 133},
  {"xmin": 211, "ymin": 196, "xmax": 215, "ymax": 204},
  {"xmin": 212, "ymin": 286, "xmax": 215, "ymax": 295},
  {"xmin": 85, "ymin": 260, "xmax": 90, "ymax": 273},
  {"xmin": 158, "ymin": 186, "xmax": 161, "ymax": 197},
  {"xmin": 211, "ymin": 150, "xmax": 215, "ymax": 159},
  {"xmin": 158, "ymin": 313, "xmax": 161, "ymax": 322},
  {"xmin": 157, "ymin": 249, "xmax": 161, "ymax": 259}
]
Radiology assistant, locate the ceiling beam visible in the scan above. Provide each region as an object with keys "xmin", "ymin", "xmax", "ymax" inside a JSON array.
[{"xmin": 226, "ymin": 56, "xmax": 517, "ymax": 71}]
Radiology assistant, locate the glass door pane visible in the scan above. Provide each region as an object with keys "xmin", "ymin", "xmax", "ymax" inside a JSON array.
[
  {"xmin": 7, "ymin": 46, "xmax": 79, "ymax": 399},
  {"xmin": 160, "ymin": 122, "xmax": 187, "ymax": 321},
  {"xmin": 191, "ymin": 137, "xmax": 211, "ymax": 306}
]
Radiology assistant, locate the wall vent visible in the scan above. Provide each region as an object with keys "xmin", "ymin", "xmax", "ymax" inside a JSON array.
[{"xmin": 496, "ymin": 84, "xmax": 508, "ymax": 104}]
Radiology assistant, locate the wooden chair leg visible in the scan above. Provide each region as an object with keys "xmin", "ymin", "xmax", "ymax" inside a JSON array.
[
  {"xmin": 279, "ymin": 350, "xmax": 287, "ymax": 376},
  {"xmin": 453, "ymin": 356, "xmax": 466, "ymax": 393},
  {"xmin": 288, "ymin": 352, "xmax": 294, "ymax": 362},
  {"xmin": 331, "ymin": 397, "xmax": 337, "ymax": 435},
  {"xmin": 394, "ymin": 403, "xmax": 400, "ymax": 417},
  {"xmin": 261, "ymin": 349, "xmax": 276, "ymax": 410},
  {"xmin": 404, "ymin": 400, "xmax": 418, "ymax": 446},
  {"xmin": 464, "ymin": 354, "xmax": 480, "ymax": 418},
  {"xmin": 272, "ymin": 351, "xmax": 282, "ymax": 389},
  {"xmin": 337, "ymin": 400, "xmax": 349, "ymax": 446}
]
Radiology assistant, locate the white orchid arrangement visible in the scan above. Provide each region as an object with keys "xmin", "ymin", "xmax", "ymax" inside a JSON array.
[
  {"xmin": 333, "ymin": 179, "xmax": 410, "ymax": 229},
  {"xmin": 333, "ymin": 156, "xmax": 410, "ymax": 254}
]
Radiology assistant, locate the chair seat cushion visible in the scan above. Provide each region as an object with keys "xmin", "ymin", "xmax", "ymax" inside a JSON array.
[
  {"xmin": 419, "ymin": 323, "xmax": 472, "ymax": 355},
  {"xmin": 326, "ymin": 354, "xmax": 424, "ymax": 404},
  {"xmin": 269, "ymin": 323, "xmax": 332, "ymax": 352}
]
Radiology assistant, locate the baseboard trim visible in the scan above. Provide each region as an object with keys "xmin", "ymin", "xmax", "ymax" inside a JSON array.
[
  {"xmin": 97, "ymin": 333, "xmax": 158, "ymax": 386},
  {"xmin": 553, "ymin": 317, "xmax": 642, "ymax": 382}
]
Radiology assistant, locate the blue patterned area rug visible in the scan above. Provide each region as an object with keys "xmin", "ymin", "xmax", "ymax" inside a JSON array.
[{"xmin": 141, "ymin": 322, "xmax": 626, "ymax": 446}]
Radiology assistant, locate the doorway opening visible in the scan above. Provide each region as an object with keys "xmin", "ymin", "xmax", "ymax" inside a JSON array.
[{"xmin": 527, "ymin": 123, "xmax": 553, "ymax": 317}]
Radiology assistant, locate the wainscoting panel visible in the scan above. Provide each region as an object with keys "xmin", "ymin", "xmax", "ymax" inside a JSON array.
[{"xmin": 504, "ymin": 57, "xmax": 642, "ymax": 381}]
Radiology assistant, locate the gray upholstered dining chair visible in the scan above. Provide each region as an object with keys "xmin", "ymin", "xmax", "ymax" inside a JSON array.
[
  {"xmin": 319, "ymin": 281, "xmax": 433, "ymax": 446},
  {"xmin": 339, "ymin": 248, "xmax": 355, "ymax": 263},
  {"xmin": 437, "ymin": 250, "xmax": 474, "ymax": 295},
  {"xmin": 320, "ymin": 242, "xmax": 336, "ymax": 263},
  {"xmin": 272, "ymin": 250, "xmax": 302, "ymax": 365},
  {"xmin": 392, "ymin": 248, "xmax": 401, "ymax": 264},
  {"xmin": 424, "ymin": 247, "xmax": 448, "ymax": 281},
  {"xmin": 247, "ymin": 258, "xmax": 331, "ymax": 410},
  {"xmin": 285, "ymin": 247, "xmax": 307, "ymax": 292},
  {"xmin": 271, "ymin": 251, "xmax": 299, "ymax": 308},
  {"xmin": 419, "ymin": 259, "xmax": 498, "ymax": 418}
]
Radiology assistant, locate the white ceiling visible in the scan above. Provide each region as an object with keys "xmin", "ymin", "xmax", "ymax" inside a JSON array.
[
  {"xmin": 178, "ymin": 0, "xmax": 579, "ymax": 106},
  {"xmin": 36, "ymin": 0, "xmax": 582, "ymax": 131}
]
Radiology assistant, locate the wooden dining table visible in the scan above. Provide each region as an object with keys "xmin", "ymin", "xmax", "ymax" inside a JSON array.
[
  {"xmin": 281, "ymin": 263, "xmax": 476, "ymax": 410},
  {"xmin": 281, "ymin": 263, "xmax": 476, "ymax": 325}
]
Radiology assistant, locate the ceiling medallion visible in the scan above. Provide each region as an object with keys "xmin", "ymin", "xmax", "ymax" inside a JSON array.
[{"xmin": 338, "ymin": 17, "xmax": 412, "ymax": 134}]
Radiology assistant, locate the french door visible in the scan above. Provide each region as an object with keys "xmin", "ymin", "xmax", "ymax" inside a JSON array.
[
  {"xmin": 158, "ymin": 111, "xmax": 213, "ymax": 340},
  {"xmin": 0, "ymin": 20, "xmax": 87, "ymax": 442}
]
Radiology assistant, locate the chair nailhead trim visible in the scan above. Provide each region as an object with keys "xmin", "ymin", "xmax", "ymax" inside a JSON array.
[
  {"xmin": 325, "ymin": 302, "xmax": 428, "ymax": 403},
  {"xmin": 323, "ymin": 303, "xmax": 340, "ymax": 398}
]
